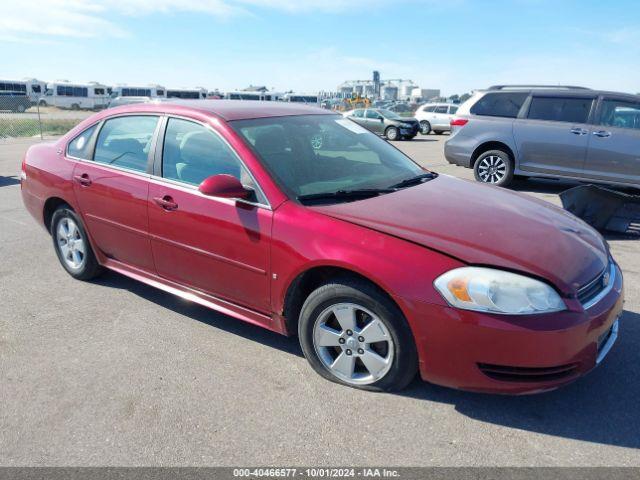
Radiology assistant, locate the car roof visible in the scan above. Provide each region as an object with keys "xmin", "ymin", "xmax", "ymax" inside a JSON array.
[
  {"xmin": 480, "ymin": 88, "xmax": 640, "ymax": 101},
  {"xmin": 103, "ymin": 99, "xmax": 335, "ymax": 121}
]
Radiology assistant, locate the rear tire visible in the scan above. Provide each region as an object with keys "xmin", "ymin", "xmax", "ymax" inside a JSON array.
[
  {"xmin": 434, "ymin": 130, "xmax": 444, "ymax": 135},
  {"xmin": 419, "ymin": 121, "xmax": 431, "ymax": 135},
  {"xmin": 298, "ymin": 278, "xmax": 418, "ymax": 392},
  {"xmin": 51, "ymin": 207, "xmax": 103, "ymax": 280},
  {"xmin": 473, "ymin": 149, "xmax": 514, "ymax": 187},
  {"xmin": 385, "ymin": 126, "xmax": 400, "ymax": 141}
]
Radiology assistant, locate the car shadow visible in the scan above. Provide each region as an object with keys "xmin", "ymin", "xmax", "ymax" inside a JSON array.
[
  {"xmin": 92, "ymin": 270, "xmax": 304, "ymax": 358},
  {"xmin": 0, "ymin": 175, "xmax": 20, "ymax": 187},
  {"xmin": 510, "ymin": 177, "xmax": 581, "ymax": 194},
  {"xmin": 400, "ymin": 309, "xmax": 640, "ymax": 450},
  {"xmin": 94, "ymin": 270, "xmax": 638, "ymax": 449}
]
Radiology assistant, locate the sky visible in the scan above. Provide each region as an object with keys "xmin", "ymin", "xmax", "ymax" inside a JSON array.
[{"xmin": 2, "ymin": 0, "xmax": 639, "ymax": 96}]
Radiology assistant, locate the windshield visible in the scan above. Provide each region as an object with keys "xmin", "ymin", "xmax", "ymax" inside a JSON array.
[
  {"xmin": 377, "ymin": 109, "xmax": 402, "ymax": 119},
  {"xmin": 231, "ymin": 114, "xmax": 423, "ymax": 200}
]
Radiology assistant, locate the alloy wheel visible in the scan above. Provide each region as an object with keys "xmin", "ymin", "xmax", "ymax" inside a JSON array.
[
  {"xmin": 312, "ymin": 303, "xmax": 394, "ymax": 385},
  {"xmin": 477, "ymin": 155, "xmax": 507, "ymax": 183},
  {"xmin": 56, "ymin": 217, "xmax": 86, "ymax": 270}
]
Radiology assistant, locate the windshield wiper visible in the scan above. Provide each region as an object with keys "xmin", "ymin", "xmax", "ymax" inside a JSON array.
[
  {"xmin": 297, "ymin": 188, "xmax": 395, "ymax": 203},
  {"xmin": 388, "ymin": 172, "xmax": 438, "ymax": 189}
]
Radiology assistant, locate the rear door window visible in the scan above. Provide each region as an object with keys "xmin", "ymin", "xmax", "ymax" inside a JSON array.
[
  {"xmin": 470, "ymin": 92, "xmax": 528, "ymax": 118},
  {"xmin": 94, "ymin": 116, "xmax": 159, "ymax": 173},
  {"xmin": 527, "ymin": 97, "xmax": 593, "ymax": 124},
  {"xmin": 598, "ymin": 99, "xmax": 640, "ymax": 130},
  {"xmin": 435, "ymin": 106, "xmax": 448, "ymax": 114},
  {"xmin": 365, "ymin": 109, "xmax": 381, "ymax": 119},
  {"xmin": 352, "ymin": 109, "xmax": 364, "ymax": 118}
]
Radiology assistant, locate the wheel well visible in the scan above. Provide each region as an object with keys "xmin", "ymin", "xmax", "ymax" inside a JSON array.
[
  {"xmin": 282, "ymin": 267, "xmax": 398, "ymax": 336},
  {"xmin": 470, "ymin": 141, "xmax": 515, "ymax": 168},
  {"xmin": 43, "ymin": 197, "xmax": 71, "ymax": 233}
]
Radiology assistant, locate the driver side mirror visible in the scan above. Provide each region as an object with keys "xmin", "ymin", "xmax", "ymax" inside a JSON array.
[{"xmin": 198, "ymin": 174, "xmax": 252, "ymax": 200}]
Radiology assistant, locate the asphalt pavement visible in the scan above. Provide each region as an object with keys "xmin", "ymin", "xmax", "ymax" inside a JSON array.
[{"xmin": 0, "ymin": 135, "xmax": 638, "ymax": 466}]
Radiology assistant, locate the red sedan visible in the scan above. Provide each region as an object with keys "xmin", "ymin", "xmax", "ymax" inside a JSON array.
[{"xmin": 20, "ymin": 101, "xmax": 623, "ymax": 393}]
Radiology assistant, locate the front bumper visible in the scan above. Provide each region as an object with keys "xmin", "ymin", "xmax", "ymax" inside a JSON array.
[{"xmin": 403, "ymin": 263, "xmax": 624, "ymax": 394}]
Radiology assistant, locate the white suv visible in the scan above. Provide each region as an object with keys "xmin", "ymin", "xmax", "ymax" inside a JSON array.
[{"xmin": 414, "ymin": 103, "xmax": 459, "ymax": 135}]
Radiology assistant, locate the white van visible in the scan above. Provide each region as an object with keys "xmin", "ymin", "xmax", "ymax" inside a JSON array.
[
  {"xmin": 111, "ymin": 84, "xmax": 166, "ymax": 99},
  {"xmin": 223, "ymin": 91, "xmax": 282, "ymax": 101},
  {"xmin": 166, "ymin": 87, "xmax": 208, "ymax": 99},
  {"xmin": 0, "ymin": 79, "xmax": 47, "ymax": 104},
  {"xmin": 40, "ymin": 81, "xmax": 111, "ymax": 109},
  {"xmin": 283, "ymin": 93, "xmax": 319, "ymax": 105}
]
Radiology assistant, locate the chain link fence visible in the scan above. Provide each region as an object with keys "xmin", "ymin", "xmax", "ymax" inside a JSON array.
[{"xmin": 0, "ymin": 96, "xmax": 89, "ymax": 142}]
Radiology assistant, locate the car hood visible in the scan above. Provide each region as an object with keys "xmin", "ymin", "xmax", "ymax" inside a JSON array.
[{"xmin": 311, "ymin": 175, "xmax": 608, "ymax": 294}]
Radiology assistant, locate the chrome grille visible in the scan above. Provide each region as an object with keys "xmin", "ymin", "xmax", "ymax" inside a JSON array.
[{"xmin": 577, "ymin": 262, "xmax": 613, "ymax": 308}]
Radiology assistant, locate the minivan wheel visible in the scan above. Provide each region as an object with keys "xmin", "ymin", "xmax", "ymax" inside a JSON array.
[
  {"xmin": 51, "ymin": 207, "xmax": 103, "ymax": 280},
  {"xmin": 419, "ymin": 121, "xmax": 431, "ymax": 135},
  {"xmin": 71, "ymin": 103, "xmax": 80, "ymax": 111},
  {"xmin": 385, "ymin": 126, "xmax": 400, "ymax": 141},
  {"xmin": 474, "ymin": 149, "xmax": 514, "ymax": 187},
  {"xmin": 298, "ymin": 278, "xmax": 418, "ymax": 392}
]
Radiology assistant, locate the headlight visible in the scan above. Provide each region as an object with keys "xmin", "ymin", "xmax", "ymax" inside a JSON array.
[
  {"xmin": 434, "ymin": 267, "xmax": 566, "ymax": 315},
  {"xmin": 400, "ymin": 123, "xmax": 412, "ymax": 128}
]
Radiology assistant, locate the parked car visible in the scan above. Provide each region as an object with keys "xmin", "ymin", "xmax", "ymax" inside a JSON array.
[
  {"xmin": 344, "ymin": 108, "xmax": 420, "ymax": 140},
  {"xmin": 445, "ymin": 85, "xmax": 640, "ymax": 188},
  {"xmin": 0, "ymin": 92, "xmax": 32, "ymax": 113},
  {"xmin": 415, "ymin": 102, "xmax": 459, "ymax": 134},
  {"xmin": 21, "ymin": 100, "xmax": 622, "ymax": 394}
]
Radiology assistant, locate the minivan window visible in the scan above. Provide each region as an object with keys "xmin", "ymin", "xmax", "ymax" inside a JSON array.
[
  {"xmin": 94, "ymin": 116, "xmax": 159, "ymax": 173},
  {"xmin": 470, "ymin": 92, "xmax": 528, "ymax": 118},
  {"xmin": 599, "ymin": 99, "xmax": 640, "ymax": 130},
  {"xmin": 67, "ymin": 124, "xmax": 98, "ymax": 159},
  {"xmin": 528, "ymin": 97, "xmax": 593, "ymax": 124},
  {"xmin": 161, "ymin": 118, "xmax": 263, "ymax": 201}
]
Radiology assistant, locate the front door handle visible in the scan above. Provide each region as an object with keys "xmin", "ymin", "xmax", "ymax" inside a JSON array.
[
  {"xmin": 570, "ymin": 127, "xmax": 588, "ymax": 135},
  {"xmin": 593, "ymin": 130, "xmax": 612, "ymax": 138},
  {"xmin": 73, "ymin": 173, "xmax": 92, "ymax": 186},
  {"xmin": 153, "ymin": 195, "xmax": 178, "ymax": 211}
]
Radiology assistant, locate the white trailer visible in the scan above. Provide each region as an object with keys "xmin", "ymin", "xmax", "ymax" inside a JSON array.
[{"xmin": 40, "ymin": 81, "xmax": 111, "ymax": 109}]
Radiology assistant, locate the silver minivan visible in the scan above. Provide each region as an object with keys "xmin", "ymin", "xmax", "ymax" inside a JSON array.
[{"xmin": 444, "ymin": 85, "xmax": 640, "ymax": 188}]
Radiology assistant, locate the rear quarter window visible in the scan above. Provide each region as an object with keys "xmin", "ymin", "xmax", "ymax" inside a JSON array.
[
  {"xmin": 67, "ymin": 124, "xmax": 98, "ymax": 159},
  {"xmin": 470, "ymin": 92, "xmax": 528, "ymax": 118}
]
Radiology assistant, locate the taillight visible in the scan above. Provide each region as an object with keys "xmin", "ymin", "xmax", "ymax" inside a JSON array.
[{"xmin": 450, "ymin": 118, "xmax": 469, "ymax": 127}]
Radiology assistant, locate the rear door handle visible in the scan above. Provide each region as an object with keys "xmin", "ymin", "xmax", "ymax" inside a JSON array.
[
  {"xmin": 593, "ymin": 130, "xmax": 612, "ymax": 138},
  {"xmin": 153, "ymin": 195, "xmax": 178, "ymax": 211},
  {"xmin": 570, "ymin": 127, "xmax": 588, "ymax": 135},
  {"xmin": 73, "ymin": 173, "xmax": 92, "ymax": 186}
]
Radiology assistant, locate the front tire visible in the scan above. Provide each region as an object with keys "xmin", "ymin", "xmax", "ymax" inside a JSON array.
[
  {"xmin": 473, "ymin": 149, "xmax": 514, "ymax": 187},
  {"xmin": 298, "ymin": 278, "xmax": 418, "ymax": 392},
  {"xmin": 51, "ymin": 207, "xmax": 103, "ymax": 280},
  {"xmin": 385, "ymin": 126, "xmax": 400, "ymax": 141}
]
